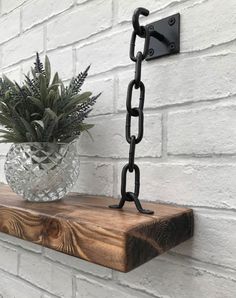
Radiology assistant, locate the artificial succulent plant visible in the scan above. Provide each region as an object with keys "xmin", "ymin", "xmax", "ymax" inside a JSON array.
[{"xmin": 0, "ymin": 53, "xmax": 100, "ymax": 143}]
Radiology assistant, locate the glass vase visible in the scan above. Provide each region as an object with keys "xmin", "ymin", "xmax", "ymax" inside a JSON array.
[{"xmin": 4, "ymin": 141, "xmax": 80, "ymax": 202}]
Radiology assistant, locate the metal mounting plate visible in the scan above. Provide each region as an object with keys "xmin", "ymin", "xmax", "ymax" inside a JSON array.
[{"xmin": 145, "ymin": 13, "xmax": 180, "ymax": 61}]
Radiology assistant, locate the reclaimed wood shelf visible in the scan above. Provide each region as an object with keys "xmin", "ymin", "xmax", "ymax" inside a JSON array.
[{"xmin": 0, "ymin": 185, "xmax": 193, "ymax": 272}]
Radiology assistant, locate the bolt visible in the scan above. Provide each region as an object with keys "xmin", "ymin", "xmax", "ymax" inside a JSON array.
[
  {"xmin": 168, "ymin": 17, "xmax": 176, "ymax": 26},
  {"xmin": 148, "ymin": 25, "xmax": 154, "ymax": 31},
  {"xmin": 169, "ymin": 42, "xmax": 175, "ymax": 51},
  {"xmin": 148, "ymin": 48, "xmax": 154, "ymax": 56}
]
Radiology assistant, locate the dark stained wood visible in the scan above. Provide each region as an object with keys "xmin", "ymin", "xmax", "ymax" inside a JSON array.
[{"xmin": 0, "ymin": 185, "xmax": 193, "ymax": 272}]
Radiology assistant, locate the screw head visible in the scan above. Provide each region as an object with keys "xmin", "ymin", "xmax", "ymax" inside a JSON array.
[
  {"xmin": 168, "ymin": 17, "xmax": 176, "ymax": 26},
  {"xmin": 148, "ymin": 48, "xmax": 154, "ymax": 56},
  {"xmin": 169, "ymin": 42, "xmax": 175, "ymax": 51},
  {"xmin": 148, "ymin": 25, "xmax": 154, "ymax": 31}
]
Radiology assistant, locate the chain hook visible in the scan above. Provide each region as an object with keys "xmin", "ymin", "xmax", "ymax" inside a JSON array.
[
  {"xmin": 133, "ymin": 7, "xmax": 169, "ymax": 45},
  {"xmin": 132, "ymin": 7, "xmax": 149, "ymax": 37}
]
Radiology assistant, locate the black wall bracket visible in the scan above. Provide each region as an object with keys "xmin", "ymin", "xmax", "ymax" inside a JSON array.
[{"xmin": 145, "ymin": 13, "xmax": 180, "ymax": 61}]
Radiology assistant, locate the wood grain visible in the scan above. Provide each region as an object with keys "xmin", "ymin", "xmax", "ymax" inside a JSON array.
[{"xmin": 0, "ymin": 185, "xmax": 193, "ymax": 272}]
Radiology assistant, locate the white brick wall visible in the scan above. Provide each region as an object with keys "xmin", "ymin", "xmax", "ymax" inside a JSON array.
[{"xmin": 0, "ymin": 0, "xmax": 235, "ymax": 297}]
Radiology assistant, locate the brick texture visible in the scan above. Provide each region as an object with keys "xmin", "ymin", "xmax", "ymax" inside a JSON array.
[
  {"xmin": 0, "ymin": 0, "xmax": 235, "ymax": 297},
  {"xmin": 168, "ymin": 104, "xmax": 236, "ymax": 155}
]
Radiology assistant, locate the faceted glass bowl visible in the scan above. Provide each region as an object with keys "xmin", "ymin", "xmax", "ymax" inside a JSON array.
[{"xmin": 4, "ymin": 141, "xmax": 80, "ymax": 202}]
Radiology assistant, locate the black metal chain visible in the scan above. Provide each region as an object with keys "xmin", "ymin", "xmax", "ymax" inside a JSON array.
[{"xmin": 109, "ymin": 8, "xmax": 154, "ymax": 214}]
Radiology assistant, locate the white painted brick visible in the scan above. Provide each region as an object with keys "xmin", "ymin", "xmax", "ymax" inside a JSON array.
[
  {"xmin": 123, "ymin": 162, "xmax": 236, "ymax": 209},
  {"xmin": 0, "ymin": 0, "xmax": 235, "ymax": 297},
  {"xmin": 47, "ymin": 0, "xmax": 112, "ymax": 50},
  {"xmin": 117, "ymin": 257, "xmax": 236, "ymax": 298},
  {"xmin": 47, "ymin": 48, "xmax": 73, "ymax": 81},
  {"xmin": 181, "ymin": 0, "xmax": 236, "ymax": 52},
  {"xmin": 0, "ymin": 243, "xmax": 18, "ymax": 274},
  {"xmin": 76, "ymin": 275, "xmax": 136, "ymax": 298},
  {"xmin": 1, "ymin": 0, "xmax": 26, "ymax": 14},
  {"xmin": 118, "ymin": 53, "xmax": 236, "ymax": 110},
  {"xmin": 2, "ymin": 66, "xmax": 21, "ymax": 83},
  {"xmin": 41, "ymin": 295, "xmax": 57, "ymax": 298},
  {"xmin": 82, "ymin": 76, "xmax": 114, "ymax": 116},
  {"xmin": 117, "ymin": 0, "xmax": 184, "ymax": 23},
  {"xmin": 0, "ymin": 158, "xmax": 6, "ymax": 183},
  {"xmin": 168, "ymin": 104, "xmax": 236, "ymax": 155},
  {"xmin": 173, "ymin": 211, "xmax": 236, "ymax": 269},
  {"xmin": 44, "ymin": 248, "xmax": 112, "ymax": 279},
  {"xmin": 2, "ymin": 27, "xmax": 44, "ymax": 67},
  {"xmin": 42, "ymin": 294, "xmax": 58, "ymax": 298},
  {"xmin": 0, "ymin": 232, "xmax": 42, "ymax": 253},
  {"xmin": 117, "ymin": 0, "xmax": 236, "ymax": 52},
  {"xmin": 19, "ymin": 252, "xmax": 73, "ymax": 298},
  {"xmin": 0, "ymin": 271, "xmax": 42, "ymax": 298},
  {"xmin": 139, "ymin": 0, "xmax": 236, "ymax": 53},
  {"xmin": 0, "ymin": 9, "xmax": 20, "ymax": 44},
  {"xmin": 76, "ymin": 30, "xmax": 130, "ymax": 75},
  {"xmin": 74, "ymin": 161, "xmax": 114, "ymax": 196},
  {"xmin": 0, "ymin": 142, "xmax": 11, "ymax": 156},
  {"xmin": 78, "ymin": 113, "xmax": 162, "ymax": 158},
  {"xmin": 77, "ymin": 0, "xmax": 88, "ymax": 3},
  {"xmin": 21, "ymin": 57, "xmax": 35, "ymax": 77},
  {"xmin": 22, "ymin": 0, "xmax": 73, "ymax": 31}
]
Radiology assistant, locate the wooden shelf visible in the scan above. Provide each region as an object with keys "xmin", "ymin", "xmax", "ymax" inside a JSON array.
[{"xmin": 0, "ymin": 185, "xmax": 193, "ymax": 272}]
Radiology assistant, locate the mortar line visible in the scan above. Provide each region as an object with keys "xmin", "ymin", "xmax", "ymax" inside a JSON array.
[
  {"xmin": 43, "ymin": 24, "xmax": 47, "ymax": 54},
  {"xmin": 71, "ymin": 268, "xmax": 160, "ymax": 298},
  {"xmin": 0, "ymin": 266, "xmax": 60, "ymax": 297}
]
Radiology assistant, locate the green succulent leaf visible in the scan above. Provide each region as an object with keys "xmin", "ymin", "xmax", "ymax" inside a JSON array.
[
  {"xmin": 42, "ymin": 108, "xmax": 58, "ymax": 142},
  {"xmin": 2, "ymin": 75, "xmax": 15, "ymax": 88},
  {"xmin": 51, "ymin": 72, "xmax": 59, "ymax": 85},
  {"xmin": 0, "ymin": 114, "xmax": 12, "ymax": 127},
  {"xmin": 0, "ymin": 133, "xmax": 23, "ymax": 143},
  {"xmin": 20, "ymin": 117, "xmax": 37, "ymax": 141},
  {"xmin": 64, "ymin": 92, "xmax": 92, "ymax": 111},
  {"xmin": 28, "ymin": 96, "xmax": 44, "ymax": 111},
  {"xmin": 0, "ymin": 53, "xmax": 100, "ymax": 143},
  {"xmin": 79, "ymin": 123, "xmax": 94, "ymax": 131},
  {"xmin": 32, "ymin": 120, "xmax": 44, "ymax": 129},
  {"xmin": 0, "ymin": 128, "xmax": 12, "ymax": 134},
  {"xmin": 39, "ymin": 74, "xmax": 47, "ymax": 105},
  {"xmin": 45, "ymin": 55, "xmax": 51, "ymax": 86}
]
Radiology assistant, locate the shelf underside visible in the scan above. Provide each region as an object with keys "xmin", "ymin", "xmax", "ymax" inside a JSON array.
[{"xmin": 0, "ymin": 185, "xmax": 193, "ymax": 272}]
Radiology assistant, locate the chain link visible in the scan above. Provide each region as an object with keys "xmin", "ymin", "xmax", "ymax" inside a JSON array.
[
  {"xmin": 129, "ymin": 27, "xmax": 150, "ymax": 62},
  {"xmin": 128, "ymin": 136, "xmax": 136, "ymax": 172},
  {"xmin": 109, "ymin": 8, "xmax": 154, "ymax": 214},
  {"xmin": 126, "ymin": 107, "xmax": 143, "ymax": 144},
  {"xmin": 121, "ymin": 21, "xmax": 153, "ymax": 213},
  {"xmin": 121, "ymin": 163, "xmax": 140, "ymax": 199},
  {"xmin": 134, "ymin": 51, "xmax": 142, "ymax": 88},
  {"xmin": 126, "ymin": 80, "xmax": 145, "ymax": 116}
]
